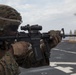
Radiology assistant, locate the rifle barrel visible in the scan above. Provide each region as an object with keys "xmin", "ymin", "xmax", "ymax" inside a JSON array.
[
  {"xmin": 65, "ymin": 34, "xmax": 76, "ymax": 37},
  {"xmin": 62, "ymin": 34, "xmax": 76, "ymax": 38}
]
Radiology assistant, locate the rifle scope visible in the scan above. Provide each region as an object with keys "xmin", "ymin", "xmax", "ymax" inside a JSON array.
[{"xmin": 21, "ymin": 24, "xmax": 42, "ymax": 31}]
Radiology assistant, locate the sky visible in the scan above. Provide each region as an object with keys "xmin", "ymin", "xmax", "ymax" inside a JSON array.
[{"xmin": 0, "ymin": 0, "xmax": 76, "ymax": 33}]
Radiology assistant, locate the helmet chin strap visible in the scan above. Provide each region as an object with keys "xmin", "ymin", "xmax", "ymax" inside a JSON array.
[{"xmin": 0, "ymin": 16, "xmax": 22, "ymax": 23}]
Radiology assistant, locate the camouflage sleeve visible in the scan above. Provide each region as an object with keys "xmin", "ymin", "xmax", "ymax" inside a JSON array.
[
  {"xmin": 11, "ymin": 41, "xmax": 33, "ymax": 68},
  {"xmin": 0, "ymin": 63, "xmax": 5, "ymax": 75},
  {"xmin": 0, "ymin": 50, "xmax": 21, "ymax": 75}
]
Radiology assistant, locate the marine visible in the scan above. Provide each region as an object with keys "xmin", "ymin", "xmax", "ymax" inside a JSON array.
[
  {"xmin": 0, "ymin": 4, "xmax": 22, "ymax": 75},
  {"xmin": 0, "ymin": 4, "xmax": 62, "ymax": 70}
]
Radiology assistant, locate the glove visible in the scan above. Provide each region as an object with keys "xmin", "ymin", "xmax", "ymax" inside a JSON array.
[{"xmin": 48, "ymin": 30, "xmax": 62, "ymax": 48}]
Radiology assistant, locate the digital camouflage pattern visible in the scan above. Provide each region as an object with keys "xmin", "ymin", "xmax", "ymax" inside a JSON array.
[{"xmin": 0, "ymin": 50, "xmax": 20, "ymax": 75}]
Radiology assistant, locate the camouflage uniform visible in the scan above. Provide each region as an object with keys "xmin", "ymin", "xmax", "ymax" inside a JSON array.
[
  {"xmin": 0, "ymin": 4, "xmax": 22, "ymax": 75},
  {"xmin": 0, "ymin": 50, "xmax": 20, "ymax": 75}
]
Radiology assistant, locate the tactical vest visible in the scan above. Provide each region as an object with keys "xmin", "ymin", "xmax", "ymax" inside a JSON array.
[{"xmin": 0, "ymin": 51, "xmax": 20, "ymax": 75}]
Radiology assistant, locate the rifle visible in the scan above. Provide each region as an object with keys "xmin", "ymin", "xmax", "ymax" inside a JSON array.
[
  {"xmin": 0, "ymin": 24, "xmax": 51, "ymax": 61},
  {"xmin": 61, "ymin": 28, "xmax": 76, "ymax": 38}
]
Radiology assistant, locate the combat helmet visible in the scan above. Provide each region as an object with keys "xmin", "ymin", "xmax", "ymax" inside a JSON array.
[{"xmin": 0, "ymin": 4, "xmax": 22, "ymax": 32}]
